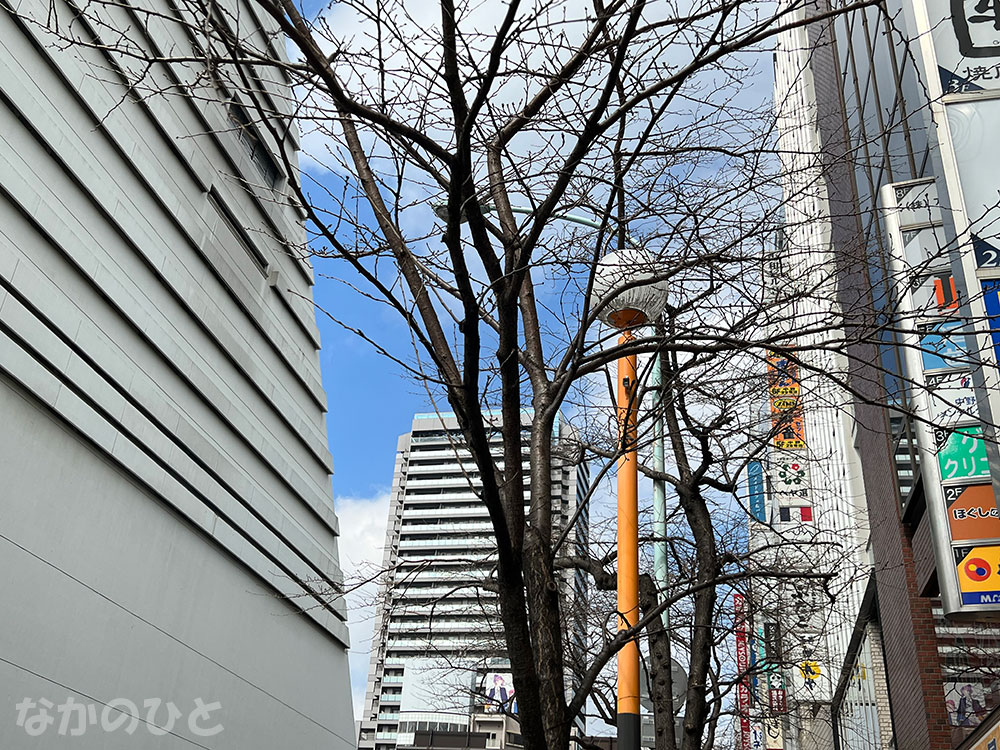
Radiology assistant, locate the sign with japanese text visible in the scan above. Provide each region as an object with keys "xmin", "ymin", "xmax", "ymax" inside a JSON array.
[
  {"xmin": 927, "ymin": 0, "xmax": 1000, "ymax": 94},
  {"xmin": 767, "ymin": 353, "xmax": 800, "ymax": 397},
  {"xmin": 763, "ymin": 717, "xmax": 783, "ymax": 750},
  {"xmin": 893, "ymin": 180, "xmax": 945, "ymax": 229},
  {"xmin": 735, "ymin": 593, "xmax": 752, "ymax": 750},
  {"xmin": 772, "ymin": 411, "xmax": 806, "ymax": 450},
  {"xmin": 769, "ymin": 455, "xmax": 809, "ymax": 497},
  {"xmin": 945, "ymin": 483, "xmax": 1000, "ymax": 541},
  {"xmin": 927, "ymin": 370, "xmax": 978, "ymax": 425},
  {"xmin": 937, "ymin": 425, "xmax": 991, "ymax": 481}
]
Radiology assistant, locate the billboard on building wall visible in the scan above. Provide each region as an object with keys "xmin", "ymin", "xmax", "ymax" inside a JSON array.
[
  {"xmin": 766, "ymin": 353, "xmax": 800, "ymax": 397},
  {"xmin": 937, "ymin": 425, "xmax": 991, "ymax": 481},
  {"xmin": 955, "ymin": 545, "xmax": 1000, "ymax": 605},
  {"xmin": 927, "ymin": 370, "xmax": 978, "ymax": 425},
  {"xmin": 765, "ymin": 351, "xmax": 813, "ymax": 522},
  {"xmin": 479, "ymin": 672, "xmax": 517, "ymax": 714},
  {"xmin": 734, "ymin": 594, "xmax": 752, "ymax": 750}
]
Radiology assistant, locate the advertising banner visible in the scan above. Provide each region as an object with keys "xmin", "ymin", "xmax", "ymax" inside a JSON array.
[
  {"xmin": 763, "ymin": 716, "xmax": 784, "ymax": 749},
  {"xmin": 981, "ymin": 279, "xmax": 1000, "ymax": 363},
  {"xmin": 480, "ymin": 672, "xmax": 517, "ymax": 714},
  {"xmin": 921, "ymin": 320, "xmax": 969, "ymax": 371},
  {"xmin": 773, "ymin": 412, "xmax": 806, "ymax": 450},
  {"xmin": 735, "ymin": 593, "xmax": 752, "ymax": 750},
  {"xmin": 769, "ymin": 456, "xmax": 809, "ymax": 500},
  {"xmin": 748, "ymin": 460, "xmax": 767, "ymax": 523},
  {"xmin": 912, "ymin": 273, "xmax": 959, "ymax": 314},
  {"xmin": 766, "ymin": 354, "xmax": 800, "ymax": 397},
  {"xmin": 765, "ymin": 350, "xmax": 812, "ymax": 522},
  {"xmin": 927, "ymin": 370, "xmax": 978, "ymax": 425}
]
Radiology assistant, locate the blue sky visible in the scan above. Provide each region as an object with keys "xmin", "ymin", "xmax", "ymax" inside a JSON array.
[{"xmin": 311, "ymin": 248, "xmax": 428, "ymax": 717}]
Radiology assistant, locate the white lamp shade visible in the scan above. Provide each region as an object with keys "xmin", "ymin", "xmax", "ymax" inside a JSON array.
[{"xmin": 589, "ymin": 248, "xmax": 668, "ymax": 329}]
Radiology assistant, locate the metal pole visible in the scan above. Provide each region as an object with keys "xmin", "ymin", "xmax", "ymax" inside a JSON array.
[
  {"xmin": 617, "ymin": 331, "xmax": 640, "ymax": 750},
  {"xmin": 652, "ymin": 352, "xmax": 669, "ymax": 630}
]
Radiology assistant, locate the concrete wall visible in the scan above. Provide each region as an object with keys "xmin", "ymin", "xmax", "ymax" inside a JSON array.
[{"xmin": 0, "ymin": 0, "xmax": 354, "ymax": 746}]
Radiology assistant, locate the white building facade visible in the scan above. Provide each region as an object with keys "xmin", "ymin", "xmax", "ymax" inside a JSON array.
[
  {"xmin": 741, "ymin": 11, "xmax": 890, "ymax": 748},
  {"xmin": 358, "ymin": 412, "xmax": 589, "ymax": 750}
]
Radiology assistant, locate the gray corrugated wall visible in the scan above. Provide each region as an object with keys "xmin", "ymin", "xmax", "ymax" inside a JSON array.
[{"xmin": 0, "ymin": 0, "xmax": 354, "ymax": 746}]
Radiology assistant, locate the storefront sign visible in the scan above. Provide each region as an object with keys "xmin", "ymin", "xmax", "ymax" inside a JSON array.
[
  {"xmin": 955, "ymin": 545, "xmax": 1000, "ymax": 605},
  {"xmin": 945, "ymin": 483, "xmax": 1000, "ymax": 541},
  {"xmin": 927, "ymin": 370, "xmax": 978, "ymax": 425},
  {"xmin": 927, "ymin": 0, "xmax": 1000, "ymax": 94},
  {"xmin": 937, "ymin": 425, "xmax": 991, "ymax": 481}
]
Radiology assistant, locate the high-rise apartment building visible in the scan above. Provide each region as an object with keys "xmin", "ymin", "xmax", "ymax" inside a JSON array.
[
  {"xmin": 0, "ymin": 2, "xmax": 353, "ymax": 747},
  {"xmin": 767, "ymin": 0, "xmax": 1000, "ymax": 747},
  {"xmin": 358, "ymin": 412, "xmax": 589, "ymax": 750}
]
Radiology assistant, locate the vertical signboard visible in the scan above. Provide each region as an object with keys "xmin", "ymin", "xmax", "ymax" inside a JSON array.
[
  {"xmin": 735, "ymin": 594, "xmax": 752, "ymax": 750},
  {"xmin": 748, "ymin": 460, "xmax": 767, "ymax": 523},
  {"xmin": 766, "ymin": 352, "xmax": 814, "ymax": 525},
  {"xmin": 753, "ymin": 622, "xmax": 785, "ymax": 749},
  {"xmin": 881, "ymin": 179, "xmax": 1000, "ymax": 616}
]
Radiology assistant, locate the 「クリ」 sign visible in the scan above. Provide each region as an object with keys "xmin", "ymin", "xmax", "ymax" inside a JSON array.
[{"xmin": 937, "ymin": 425, "xmax": 991, "ymax": 481}]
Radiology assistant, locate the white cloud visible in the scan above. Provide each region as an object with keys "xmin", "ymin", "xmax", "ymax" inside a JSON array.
[{"xmin": 335, "ymin": 491, "xmax": 392, "ymax": 721}]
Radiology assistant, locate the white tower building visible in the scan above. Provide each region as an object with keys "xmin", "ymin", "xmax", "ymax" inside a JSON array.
[{"xmin": 358, "ymin": 411, "xmax": 589, "ymax": 750}]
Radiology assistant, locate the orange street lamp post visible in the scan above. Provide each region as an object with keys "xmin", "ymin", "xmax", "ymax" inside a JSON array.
[{"xmin": 591, "ymin": 251, "xmax": 668, "ymax": 750}]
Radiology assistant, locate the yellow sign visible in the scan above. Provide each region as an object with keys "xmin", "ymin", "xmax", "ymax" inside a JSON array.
[
  {"xmin": 798, "ymin": 661, "xmax": 821, "ymax": 681},
  {"xmin": 954, "ymin": 545, "xmax": 1000, "ymax": 606}
]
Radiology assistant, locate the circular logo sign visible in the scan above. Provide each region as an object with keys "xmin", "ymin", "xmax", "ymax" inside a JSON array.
[{"xmin": 965, "ymin": 558, "xmax": 992, "ymax": 582}]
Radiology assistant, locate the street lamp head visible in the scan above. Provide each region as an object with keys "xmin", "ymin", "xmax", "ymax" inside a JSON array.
[
  {"xmin": 590, "ymin": 248, "xmax": 668, "ymax": 329},
  {"xmin": 431, "ymin": 201, "xmax": 450, "ymax": 221},
  {"xmin": 431, "ymin": 200, "xmax": 495, "ymax": 222}
]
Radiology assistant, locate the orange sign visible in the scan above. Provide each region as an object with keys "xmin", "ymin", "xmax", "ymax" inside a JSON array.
[
  {"xmin": 767, "ymin": 354, "xmax": 800, "ymax": 397},
  {"xmin": 773, "ymin": 411, "xmax": 806, "ymax": 450},
  {"xmin": 944, "ymin": 484, "xmax": 1000, "ymax": 543}
]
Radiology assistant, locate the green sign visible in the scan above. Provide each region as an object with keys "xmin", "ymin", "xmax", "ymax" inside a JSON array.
[{"xmin": 937, "ymin": 425, "xmax": 990, "ymax": 481}]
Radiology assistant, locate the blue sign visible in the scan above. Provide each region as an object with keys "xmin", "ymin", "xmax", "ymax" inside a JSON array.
[
  {"xmin": 981, "ymin": 279, "xmax": 1000, "ymax": 366},
  {"xmin": 920, "ymin": 320, "xmax": 968, "ymax": 371},
  {"xmin": 748, "ymin": 461, "xmax": 766, "ymax": 523}
]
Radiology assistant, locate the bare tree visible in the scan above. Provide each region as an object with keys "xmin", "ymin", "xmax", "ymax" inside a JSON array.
[{"xmin": 17, "ymin": 0, "xmax": 979, "ymax": 748}]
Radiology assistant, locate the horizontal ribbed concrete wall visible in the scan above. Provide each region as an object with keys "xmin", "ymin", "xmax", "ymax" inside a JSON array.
[{"xmin": 0, "ymin": 0, "xmax": 354, "ymax": 746}]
